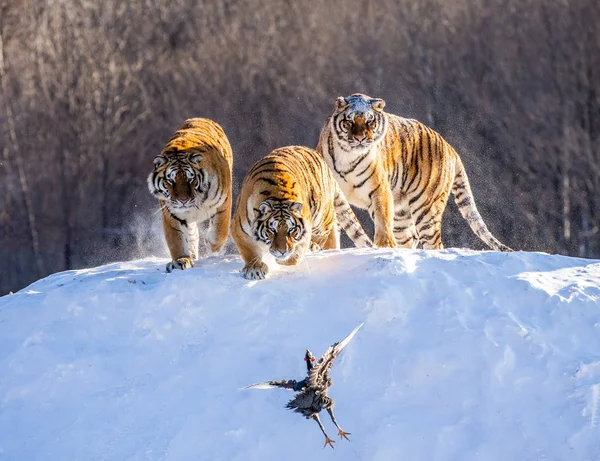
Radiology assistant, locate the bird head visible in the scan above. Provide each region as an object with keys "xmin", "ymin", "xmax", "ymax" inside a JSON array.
[{"xmin": 304, "ymin": 349, "xmax": 316, "ymax": 371}]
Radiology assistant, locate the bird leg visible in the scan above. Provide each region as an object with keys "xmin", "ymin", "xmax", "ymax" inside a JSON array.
[
  {"xmin": 327, "ymin": 407, "xmax": 350, "ymax": 440},
  {"xmin": 312, "ymin": 414, "xmax": 335, "ymax": 449}
]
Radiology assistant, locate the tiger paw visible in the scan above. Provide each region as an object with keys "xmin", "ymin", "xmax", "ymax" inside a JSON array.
[
  {"xmin": 309, "ymin": 242, "xmax": 322, "ymax": 252},
  {"xmin": 242, "ymin": 261, "xmax": 269, "ymax": 280},
  {"xmin": 276, "ymin": 252, "xmax": 301, "ymax": 266},
  {"xmin": 374, "ymin": 234, "xmax": 397, "ymax": 248},
  {"xmin": 166, "ymin": 257, "xmax": 195, "ymax": 273}
]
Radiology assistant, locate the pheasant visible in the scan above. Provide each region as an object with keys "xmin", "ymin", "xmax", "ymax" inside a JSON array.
[{"xmin": 242, "ymin": 323, "xmax": 363, "ymax": 449}]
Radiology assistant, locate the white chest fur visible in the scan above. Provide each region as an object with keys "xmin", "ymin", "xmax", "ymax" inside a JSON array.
[
  {"xmin": 168, "ymin": 203, "xmax": 213, "ymax": 224},
  {"xmin": 324, "ymin": 138, "xmax": 380, "ymax": 208}
]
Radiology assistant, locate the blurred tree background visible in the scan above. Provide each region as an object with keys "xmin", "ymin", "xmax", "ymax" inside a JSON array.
[{"xmin": 0, "ymin": 0, "xmax": 598, "ymax": 294}]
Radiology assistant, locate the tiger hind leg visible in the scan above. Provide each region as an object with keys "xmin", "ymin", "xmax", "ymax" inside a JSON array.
[
  {"xmin": 415, "ymin": 211, "xmax": 444, "ymax": 250},
  {"xmin": 393, "ymin": 202, "xmax": 418, "ymax": 249}
]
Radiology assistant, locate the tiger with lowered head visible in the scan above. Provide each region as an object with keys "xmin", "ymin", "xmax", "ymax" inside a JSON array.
[
  {"xmin": 148, "ymin": 118, "xmax": 233, "ymax": 272},
  {"xmin": 317, "ymin": 93, "xmax": 512, "ymax": 251},
  {"xmin": 232, "ymin": 146, "xmax": 372, "ymax": 280}
]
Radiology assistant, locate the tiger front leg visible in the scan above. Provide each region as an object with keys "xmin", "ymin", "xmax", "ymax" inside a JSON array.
[
  {"xmin": 276, "ymin": 253, "xmax": 301, "ymax": 266},
  {"xmin": 309, "ymin": 241, "xmax": 322, "ymax": 252},
  {"xmin": 276, "ymin": 240, "xmax": 309, "ymax": 266},
  {"xmin": 239, "ymin": 244, "xmax": 269, "ymax": 280},
  {"xmin": 161, "ymin": 205, "xmax": 196, "ymax": 272},
  {"xmin": 231, "ymin": 216, "xmax": 269, "ymax": 280},
  {"xmin": 207, "ymin": 198, "xmax": 232, "ymax": 253},
  {"xmin": 242, "ymin": 260, "xmax": 269, "ymax": 280},
  {"xmin": 320, "ymin": 224, "xmax": 340, "ymax": 250},
  {"xmin": 368, "ymin": 182, "xmax": 396, "ymax": 248},
  {"xmin": 309, "ymin": 227, "xmax": 337, "ymax": 252}
]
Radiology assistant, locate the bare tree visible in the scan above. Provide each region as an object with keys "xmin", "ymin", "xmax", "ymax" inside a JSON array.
[
  {"xmin": 0, "ymin": 0, "xmax": 598, "ymax": 294},
  {"xmin": 0, "ymin": 5, "xmax": 45, "ymax": 277}
]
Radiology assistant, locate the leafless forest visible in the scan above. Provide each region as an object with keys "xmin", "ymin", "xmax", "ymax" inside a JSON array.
[{"xmin": 0, "ymin": 0, "xmax": 598, "ymax": 294}]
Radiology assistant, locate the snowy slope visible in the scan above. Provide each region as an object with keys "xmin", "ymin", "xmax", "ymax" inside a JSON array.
[{"xmin": 1, "ymin": 249, "xmax": 600, "ymax": 461}]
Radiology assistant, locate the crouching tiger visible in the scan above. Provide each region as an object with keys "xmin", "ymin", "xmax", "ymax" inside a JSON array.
[
  {"xmin": 317, "ymin": 93, "xmax": 512, "ymax": 251},
  {"xmin": 232, "ymin": 146, "xmax": 372, "ymax": 280},
  {"xmin": 148, "ymin": 118, "xmax": 233, "ymax": 272}
]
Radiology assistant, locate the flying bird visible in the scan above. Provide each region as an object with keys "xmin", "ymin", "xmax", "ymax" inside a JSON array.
[{"xmin": 242, "ymin": 323, "xmax": 363, "ymax": 449}]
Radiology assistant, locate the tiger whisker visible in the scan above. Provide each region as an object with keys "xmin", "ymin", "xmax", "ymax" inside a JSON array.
[{"xmin": 153, "ymin": 204, "xmax": 169, "ymax": 216}]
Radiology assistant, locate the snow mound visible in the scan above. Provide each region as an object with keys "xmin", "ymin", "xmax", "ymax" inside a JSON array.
[{"xmin": 1, "ymin": 249, "xmax": 600, "ymax": 460}]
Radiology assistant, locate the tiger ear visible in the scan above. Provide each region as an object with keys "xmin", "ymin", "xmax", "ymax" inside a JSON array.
[
  {"xmin": 290, "ymin": 202, "xmax": 303, "ymax": 214},
  {"xmin": 371, "ymin": 98, "xmax": 386, "ymax": 112},
  {"xmin": 258, "ymin": 201, "xmax": 273, "ymax": 215},
  {"xmin": 335, "ymin": 96, "xmax": 349, "ymax": 112},
  {"xmin": 153, "ymin": 155, "xmax": 167, "ymax": 168}
]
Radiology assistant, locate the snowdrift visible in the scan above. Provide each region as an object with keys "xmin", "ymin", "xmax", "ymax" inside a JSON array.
[{"xmin": 1, "ymin": 249, "xmax": 600, "ymax": 460}]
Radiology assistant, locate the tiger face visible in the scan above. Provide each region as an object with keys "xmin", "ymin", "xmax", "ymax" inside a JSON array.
[
  {"xmin": 333, "ymin": 93, "xmax": 387, "ymax": 149},
  {"xmin": 147, "ymin": 152, "xmax": 206, "ymax": 212},
  {"xmin": 254, "ymin": 200, "xmax": 308, "ymax": 262}
]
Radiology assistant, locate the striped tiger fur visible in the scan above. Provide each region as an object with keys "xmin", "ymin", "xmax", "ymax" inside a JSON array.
[
  {"xmin": 148, "ymin": 118, "xmax": 233, "ymax": 272},
  {"xmin": 317, "ymin": 93, "xmax": 512, "ymax": 251},
  {"xmin": 231, "ymin": 146, "xmax": 372, "ymax": 280}
]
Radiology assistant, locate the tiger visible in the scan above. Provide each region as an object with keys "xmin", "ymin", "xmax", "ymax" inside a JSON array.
[
  {"xmin": 148, "ymin": 118, "xmax": 233, "ymax": 272},
  {"xmin": 231, "ymin": 146, "xmax": 372, "ymax": 280},
  {"xmin": 317, "ymin": 93, "xmax": 512, "ymax": 252}
]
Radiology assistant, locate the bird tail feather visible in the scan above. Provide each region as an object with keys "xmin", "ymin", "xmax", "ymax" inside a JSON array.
[
  {"xmin": 333, "ymin": 323, "xmax": 364, "ymax": 355},
  {"xmin": 239, "ymin": 382, "xmax": 279, "ymax": 390}
]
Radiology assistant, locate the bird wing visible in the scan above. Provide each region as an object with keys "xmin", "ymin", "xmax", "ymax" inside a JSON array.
[{"xmin": 307, "ymin": 323, "xmax": 363, "ymax": 387}]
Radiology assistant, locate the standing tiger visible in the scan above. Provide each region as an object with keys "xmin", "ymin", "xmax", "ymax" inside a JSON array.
[
  {"xmin": 231, "ymin": 146, "xmax": 372, "ymax": 280},
  {"xmin": 148, "ymin": 118, "xmax": 233, "ymax": 272},
  {"xmin": 317, "ymin": 93, "xmax": 512, "ymax": 251}
]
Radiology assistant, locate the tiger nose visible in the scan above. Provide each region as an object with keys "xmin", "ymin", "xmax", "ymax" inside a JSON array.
[{"xmin": 355, "ymin": 134, "xmax": 366, "ymax": 142}]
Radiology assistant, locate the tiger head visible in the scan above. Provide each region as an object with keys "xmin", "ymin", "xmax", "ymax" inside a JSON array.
[
  {"xmin": 147, "ymin": 152, "xmax": 206, "ymax": 212},
  {"xmin": 254, "ymin": 199, "xmax": 309, "ymax": 262},
  {"xmin": 332, "ymin": 93, "xmax": 388, "ymax": 149}
]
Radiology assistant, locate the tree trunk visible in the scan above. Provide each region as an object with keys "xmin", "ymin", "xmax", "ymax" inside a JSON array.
[{"xmin": 0, "ymin": 31, "xmax": 45, "ymax": 277}]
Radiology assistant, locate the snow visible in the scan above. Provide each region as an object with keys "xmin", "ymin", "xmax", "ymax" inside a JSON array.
[{"xmin": 1, "ymin": 248, "xmax": 600, "ymax": 461}]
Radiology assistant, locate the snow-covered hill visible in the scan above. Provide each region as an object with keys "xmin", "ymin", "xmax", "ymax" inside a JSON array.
[{"xmin": 1, "ymin": 249, "xmax": 600, "ymax": 461}]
